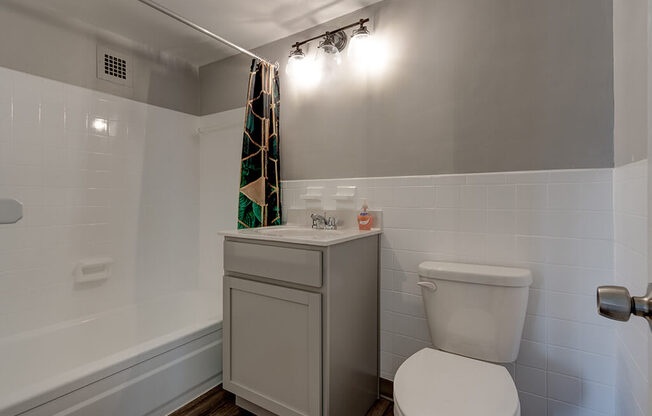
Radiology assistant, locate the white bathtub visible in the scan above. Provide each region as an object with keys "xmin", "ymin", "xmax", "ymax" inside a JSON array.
[{"xmin": 0, "ymin": 290, "xmax": 222, "ymax": 416}]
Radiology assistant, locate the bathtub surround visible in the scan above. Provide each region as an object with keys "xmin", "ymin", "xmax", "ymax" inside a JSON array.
[
  {"xmin": 0, "ymin": 64, "xmax": 228, "ymax": 415},
  {"xmin": 0, "ymin": 66, "xmax": 202, "ymax": 335},
  {"xmin": 199, "ymin": 0, "xmax": 614, "ymax": 179}
]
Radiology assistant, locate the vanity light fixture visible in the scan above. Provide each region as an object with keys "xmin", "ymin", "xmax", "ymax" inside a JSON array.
[
  {"xmin": 316, "ymin": 33, "xmax": 343, "ymax": 77},
  {"xmin": 285, "ymin": 45, "xmax": 305, "ymax": 76},
  {"xmin": 317, "ymin": 33, "xmax": 343, "ymax": 66},
  {"xmin": 286, "ymin": 18, "xmax": 372, "ymax": 81},
  {"xmin": 348, "ymin": 20, "xmax": 372, "ymax": 60}
]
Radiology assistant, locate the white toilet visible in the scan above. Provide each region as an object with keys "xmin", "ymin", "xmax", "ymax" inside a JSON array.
[{"xmin": 393, "ymin": 261, "xmax": 532, "ymax": 416}]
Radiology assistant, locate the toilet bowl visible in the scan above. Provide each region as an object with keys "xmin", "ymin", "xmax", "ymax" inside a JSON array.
[{"xmin": 393, "ymin": 262, "xmax": 532, "ymax": 416}]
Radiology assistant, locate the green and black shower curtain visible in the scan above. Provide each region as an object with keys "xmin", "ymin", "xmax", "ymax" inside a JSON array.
[{"xmin": 237, "ymin": 60, "xmax": 282, "ymax": 229}]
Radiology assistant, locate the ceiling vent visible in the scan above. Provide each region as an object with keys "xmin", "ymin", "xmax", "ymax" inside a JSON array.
[{"xmin": 97, "ymin": 46, "xmax": 132, "ymax": 87}]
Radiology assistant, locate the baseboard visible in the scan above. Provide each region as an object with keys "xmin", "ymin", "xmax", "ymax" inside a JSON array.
[
  {"xmin": 162, "ymin": 375, "xmax": 222, "ymax": 415},
  {"xmin": 380, "ymin": 378, "xmax": 393, "ymax": 401},
  {"xmin": 236, "ymin": 396, "xmax": 279, "ymax": 416}
]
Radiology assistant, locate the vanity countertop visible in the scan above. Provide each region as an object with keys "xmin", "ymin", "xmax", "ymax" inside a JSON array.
[{"xmin": 219, "ymin": 225, "xmax": 382, "ymax": 246}]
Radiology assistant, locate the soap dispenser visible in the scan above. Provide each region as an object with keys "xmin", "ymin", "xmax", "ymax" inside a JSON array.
[{"xmin": 357, "ymin": 200, "xmax": 373, "ymax": 230}]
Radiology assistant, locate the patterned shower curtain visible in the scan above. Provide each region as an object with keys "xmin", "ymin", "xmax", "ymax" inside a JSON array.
[{"xmin": 237, "ymin": 60, "xmax": 282, "ymax": 229}]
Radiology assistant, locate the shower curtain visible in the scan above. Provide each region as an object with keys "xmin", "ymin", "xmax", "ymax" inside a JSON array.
[{"xmin": 237, "ymin": 60, "xmax": 282, "ymax": 229}]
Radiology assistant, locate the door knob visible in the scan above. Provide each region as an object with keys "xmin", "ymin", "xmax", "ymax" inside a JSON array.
[
  {"xmin": 597, "ymin": 284, "xmax": 652, "ymax": 329},
  {"xmin": 0, "ymin": 198, "xmax": 22, "ymax": 224}
]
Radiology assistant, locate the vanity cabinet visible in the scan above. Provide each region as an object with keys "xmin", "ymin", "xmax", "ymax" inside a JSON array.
[{"xmin": 222, "ymin": 234, "xmax": 379, "ymax": 416}]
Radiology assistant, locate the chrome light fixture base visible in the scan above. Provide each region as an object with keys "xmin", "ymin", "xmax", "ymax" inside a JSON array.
[
  {"xmin": 288, "ymin": 45, "xmax": 305, "ymax": 59},
  {"xmin": 352, "ymin": 25, "xmax": 370, "ymax": 39},
  {"xmin": 322, "ymin": 31, "xmax": 348, "ymax": 52}
]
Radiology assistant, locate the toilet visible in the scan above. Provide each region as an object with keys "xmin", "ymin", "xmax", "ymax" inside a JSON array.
[{"xmin": 393, "ymin": 262, "xmax": 533, "ymax": 416}]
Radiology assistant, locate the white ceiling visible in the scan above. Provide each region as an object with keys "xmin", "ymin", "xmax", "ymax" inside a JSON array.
[{"xmin": 9, "ymin": 0, "xmax": 381, "ymax": 67}]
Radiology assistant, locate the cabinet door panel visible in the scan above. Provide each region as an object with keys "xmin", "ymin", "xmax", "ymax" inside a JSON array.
[{"xmin": 223, "ymin": 276, "xmax": 322, "ymax": 416}]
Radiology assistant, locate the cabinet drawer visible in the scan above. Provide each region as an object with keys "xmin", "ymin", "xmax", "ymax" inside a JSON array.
[{"xmin": 224, "ymin": 240, "xmax": 322, "ymax": 287}]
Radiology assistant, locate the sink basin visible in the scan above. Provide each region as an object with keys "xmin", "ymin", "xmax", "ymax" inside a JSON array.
[
  {"xmin": 254, "ymin": 227, "xmax": 345, "ymax": 239},
  {"xmin": 220, "ymin": 225, "xmax": 380, "ymax": 246}
]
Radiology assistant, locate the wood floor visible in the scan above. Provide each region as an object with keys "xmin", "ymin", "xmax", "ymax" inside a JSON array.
[
  {"xmin": 364, "ymin": 398, "xmax": 394, "ymax": 416},
  {"xmin": 170, "ymin": 384, "xmax": 394, "ymax": 416}
]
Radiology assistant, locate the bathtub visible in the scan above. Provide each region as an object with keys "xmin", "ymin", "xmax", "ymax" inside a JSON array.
[{"xmin": 0, "ymin": 290, "xmax": 222, "ymax": 416}]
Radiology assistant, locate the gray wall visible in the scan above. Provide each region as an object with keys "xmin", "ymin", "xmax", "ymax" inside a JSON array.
[
  {"xmin": 0, "ymin": 2, "xmax": 200, "ymax": 115},
  {"xmin": 613, "ymin": 0, "xmax": 648, "ymax": 165},
  {"xmin": 200, "ymin": 0, "xmax": 614, "ymax": 180}
]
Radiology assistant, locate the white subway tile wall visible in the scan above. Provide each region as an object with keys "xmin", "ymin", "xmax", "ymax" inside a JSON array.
[
  {"xmin": 613, "ymin": 160, "xmax": 648, "ymax": 416},
  {"xmin": 0, "ymin": 67, "xmax": 200, "ymax": 337},
  {"xmin": 283, "ymin": 169, "xmax": 616, "ymax": 415}
]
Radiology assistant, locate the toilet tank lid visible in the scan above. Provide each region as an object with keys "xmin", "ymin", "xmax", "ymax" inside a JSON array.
[{"xmin": 418, "ymin": 262, "xmax": 532, "ymax": 287}]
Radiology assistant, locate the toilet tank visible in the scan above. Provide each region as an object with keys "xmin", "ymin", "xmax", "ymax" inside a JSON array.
[{"xmin": 418, "ymin": 262, "xmax": 532, "ymax": 363}]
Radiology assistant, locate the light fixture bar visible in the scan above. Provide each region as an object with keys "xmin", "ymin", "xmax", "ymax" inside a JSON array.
[
  {"xmin": 136, "ymin": 0, "xmax": 276, "ymax": 67},
  {"xmin": 292, "ymin": 18, "xmax": 370, "ymax": 49}
]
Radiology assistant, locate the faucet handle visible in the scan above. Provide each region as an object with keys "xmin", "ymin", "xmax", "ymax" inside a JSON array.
[
  {"xmin": 311, "ymin": 212, "xmax": 325, "ymax": 229},
  {"xmin": 325, "ymin": 216, "xmax": 337, "ymax": 230}
]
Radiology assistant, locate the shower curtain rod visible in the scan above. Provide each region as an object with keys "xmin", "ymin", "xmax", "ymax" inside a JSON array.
[{"xmin": 136, "ymin": 0, "xmax": 277, "ymax": 67}]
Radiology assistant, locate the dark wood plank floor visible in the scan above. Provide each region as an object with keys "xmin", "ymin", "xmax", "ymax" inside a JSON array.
[
  {"xmin": 170, "ymin": 384, "xmax": 393, "ymax": 416},
  {"xmin": 365, "ymin": 397, "xmax": 394, "ymax": 416}
]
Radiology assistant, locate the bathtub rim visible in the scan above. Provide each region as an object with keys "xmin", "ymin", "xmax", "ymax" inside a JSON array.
[{"xmin": 1, "ymin": 311, "xmax": 222, "ymax": 416}]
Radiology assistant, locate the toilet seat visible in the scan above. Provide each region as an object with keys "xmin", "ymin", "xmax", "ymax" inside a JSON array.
[{"xmin": 393, "ymin": 348, "xmax": 520, "ymax": 416}]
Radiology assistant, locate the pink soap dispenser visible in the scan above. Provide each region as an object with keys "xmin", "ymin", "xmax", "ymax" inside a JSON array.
[{"xmin": 357, "ymin": 200, "xmax": 373, "ymax": 230}]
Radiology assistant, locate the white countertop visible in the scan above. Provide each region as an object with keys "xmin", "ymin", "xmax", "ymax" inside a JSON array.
[{"xmin": 219, "ymin": 225, "xmax": 382, "ymax": 246}]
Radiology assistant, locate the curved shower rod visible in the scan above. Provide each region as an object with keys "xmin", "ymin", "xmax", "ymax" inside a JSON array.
[{"xmin": 136, "ymin": 0, "xmax": 278, "ymax": 68}]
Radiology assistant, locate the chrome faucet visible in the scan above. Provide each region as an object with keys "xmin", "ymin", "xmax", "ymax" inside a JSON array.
[{"xmin": 311, "ymin": 213, "xmax": 337, "ymax": 230}]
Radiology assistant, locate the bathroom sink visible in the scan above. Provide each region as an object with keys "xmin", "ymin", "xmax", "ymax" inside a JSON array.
[
  {"xmin": 253, "ymin": 227, "xmax": 346, "ymax": 239},
  {"xmin": 220, "ymin": 225, "xmax": 380, "ymax": 246}
]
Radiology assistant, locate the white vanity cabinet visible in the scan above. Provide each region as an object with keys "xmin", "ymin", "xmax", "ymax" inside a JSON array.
[{"xmin": 222, "ymin": 233, "xmax": 380, "ymax": 416}]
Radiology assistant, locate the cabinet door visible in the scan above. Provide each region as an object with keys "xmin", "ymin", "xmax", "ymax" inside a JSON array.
[{"xmin": 223, "ymin": 276, "xmax": 322, "ymax": 416}]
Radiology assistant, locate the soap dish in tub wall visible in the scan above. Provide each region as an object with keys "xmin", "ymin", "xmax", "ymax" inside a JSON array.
[{"xmin": 74, "ymin": 258, "xmax": 114, "ymax": 283}]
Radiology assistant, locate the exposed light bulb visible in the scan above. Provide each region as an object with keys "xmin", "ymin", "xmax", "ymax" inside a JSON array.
[
  {"xmin": 319, "ymin": 44, "xmax": 342, "ymax": 66},
  {"xmin": 350, "ymin": 30, "xmax": 387, "ymax": 75},
  {"xmin": 295, "ymin": 55, "xmax": 322, "ymax": 89},
  {"xmin": 349, "ymin": 27, "xmax": 371, "ymax": 56},
  {"xmin": 285, "ymin": 46, "xmax": 305, "ymax": 76},
  {"xmin": 316, "ymin": 35, "xmax": 342, "ymax": 79},
  {"xmin": 348, "ymin": 26, "xmax": 375, "ymax": 67},
  {"xmin": 286, "ymin": 46, "xmax": 321, "ymax": 88}
]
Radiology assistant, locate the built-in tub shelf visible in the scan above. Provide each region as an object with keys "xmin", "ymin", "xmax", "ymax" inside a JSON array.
[{"xmin": 74, "ymin": 257, "xmax": 114, "ymax": 283}]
